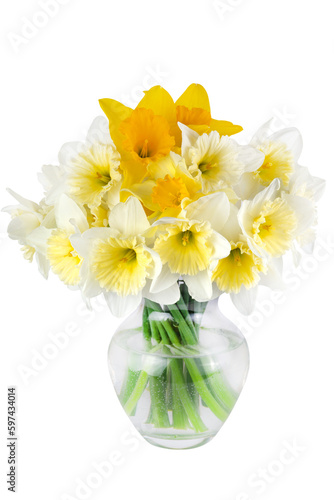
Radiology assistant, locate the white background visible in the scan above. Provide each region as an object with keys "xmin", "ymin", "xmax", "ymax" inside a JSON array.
[{"xmin": 1, "ymin": 0, "xmax": 334, "ymax": 499}]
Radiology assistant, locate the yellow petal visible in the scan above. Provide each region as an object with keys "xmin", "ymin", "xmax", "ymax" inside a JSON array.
[
  {"xmin": 176, "ymin": 84, "xmax": 211, "ymax": 113},
  {"xmin": 99, "ymin": 98, "xmax": 132, "ymax": 152},
  {"xmin": 120, "ymin": 158, "xmax": 148, "ymax": 187},
  {"xmin": 137, "ymin": 85, "xmax": 176, "ymax": 123},
  {"xmin": 209, "ymin": 118, "xmax": 243, "ymax": 136},
  {"xmin": 122, "ymin": 181, "xmax": 159, "ymax": 212}
]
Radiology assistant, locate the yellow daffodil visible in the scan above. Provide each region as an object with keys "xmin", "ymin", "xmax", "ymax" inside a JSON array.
[
  {"xmin": 100, "ymin": 86, "xmax": 177, "ymax": 186},
  {"xmin": 99, "ymin": 84, "xmax": 242, "ymax": 186},
  {"xmin": 175, "ymin": 83, "xmax": 242, "ymax": 139},
  {"xmin": 123, "ymin": 152, "xmax": 202, "ymax": 218}
]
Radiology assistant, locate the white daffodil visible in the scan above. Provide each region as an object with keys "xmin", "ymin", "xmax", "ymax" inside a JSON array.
[
  {"xmin": 285, "ymin": 164, "xmax": 325, "ymax": 261},
  {"xmin": 71, "ymin": 197, "xmax": 162, "ymax": 317},
  {"xmin": 238, "ymin": 178, "xmax": 315, "ymax": 259},
  {"xmin": 26, "ymin": 194, "xmax": 89, "ymax": 286},
  {"xmin": 179, "ymin": 123, "xmax": 264, "ymax": 196},
  {"xmin": 211, "ymin": 203, "xmax": 286, "ymax": 315},
  {"xmin": 2, "ymin": 189, "xmax": 55, "ymax": 277},
  {"xmin": 150, "ymin": 192, "xmax": 231, "ymax": 301},
  {"xmin": 60, "ymin": 116, "xmax": 122, "ymax": 212},
  {"xmin": 236, "ymin": 120, "xmax": 303, "ymax": 199},
  {"xmin": 38, "ymin": 164, "xmax": 67, "ymax": 206}
]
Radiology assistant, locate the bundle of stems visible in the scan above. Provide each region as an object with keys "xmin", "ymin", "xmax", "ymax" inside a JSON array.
[{"xmin": 119, "ymin": 283, "xmax": 237, "ymax": 432}]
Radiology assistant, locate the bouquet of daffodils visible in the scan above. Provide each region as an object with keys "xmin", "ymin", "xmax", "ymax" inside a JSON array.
[
  {"xmin": 4, "ymin": 84, "xmax": 325, "ymax": 442},
  {"xmin": 4, "ymin": 84, "xmax": 324, "ymax": 316}
]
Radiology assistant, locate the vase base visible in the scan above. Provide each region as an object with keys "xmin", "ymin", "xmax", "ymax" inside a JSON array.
[{"xmin": 141, "ymin": 432, "xmax": 216, "ymax": 450}]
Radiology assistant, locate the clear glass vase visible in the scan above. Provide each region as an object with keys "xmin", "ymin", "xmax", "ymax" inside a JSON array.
[{"xmin": 108, "ymin": 283, "xmax": 249, "ymax": 450}]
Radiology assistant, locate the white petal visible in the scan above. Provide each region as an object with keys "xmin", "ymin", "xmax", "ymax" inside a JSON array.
[
  {"xmin": 143, "ymin": 282, "xmax": 181, "ymax": 304},
  {"xmin": 238, "ymin": 179, "xmax": 280, "ymax": 238},
  {"xmin": 7, "ymin": 213, "xmax": 40, "ymax": 242},
  {"xmin": 185, "ymin": 192, "xmax": 230, "ymax": 233},
  {"xmin": 210, "ymin": 231, "xmax": 231, "ymax": 261},
  {"xmin": 55, "ymin": 194, "xmax": 89, "ymax": 233},
  {"xmin": 150, "ymin": 264, "xmax": 179, "ymax": 293},
  {"xmin": 26, "ymin": 226, "xmax": 53, "ymax": 255},
  {"xmin": 104, "ymin": 291, "xmax": 142, "ymax": 318},
  {"xmin": 179, "ymin": 122, "xmax": 199, "ymax": 163},
  {"xmin": 220, "ymin": 204, "xmax": 241, "ymax": 242},
  {"xmin": 211, "ymin": 282, "xmax": 223, "ymax": 300},
  {"xmin": 290, "ymin": 165, "xmax": 326, "ymax": 202},
  {"xmin": 70, "ymin": 227, "xmax": 114, "ymax": 259},
  {"xmin": 37, "ymin": 165, "xmax": 67, "ymax": 205},
  {"xmin": 108, "ymin": 197, "xmax": 150, "ymax": 237},
  {"xmin": 283, "ymin": 193, "xmax": 315, "ymax": 237},
  {"xmin": 250, "ymin": 119, "xmax": 274, "ymax": 146},
  {"xmin": 86, "ymin": 116, "xmax": 113, "ymax": 146},
  {"xmin": 6, "ymin": 188, "xmax": 40, "ymax": 213},
  {"xmin": 234, "ymin": 173, "xmax": 263, "ymax": 200},
  {"xmin": 58, "ymin": 141, "xmax": 84, "ymax": 165},
  {"xmin": 79, "ymin": 261, "xmax": 102, "ymax": 298},
  {"xmin": 184, "ymin": 271, "xmax": 213, "ymax": 302},
  {"xmin": 35, "ymin": 253, "xmax": 50, "ymax": 279},
  {"xmin": 151, "ymin": 216, "xmax": 183, "ymax": 228},
  {"xmin": 144, "ymin": 247, "xmax": 162, "ymax": 280},
  {"xmin": 106, "ymin": 181, "xmax": 122, "ymax": 207},
  {"xmin": 238, "ymin": 145, "xmax": 265, "ymax": 173},
  {"xmin": 260, "ymin": 257, "xmax": 285, "ymax": 289},
  {"xmin": 270, "ymin": 128, "xmax": 303, "ymax": 161},
  {"xmin": 231, "ymin": 286, "xmax": 258, "ymax": 315}
]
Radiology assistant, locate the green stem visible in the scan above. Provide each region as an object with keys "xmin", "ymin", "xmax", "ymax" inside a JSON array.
[
  {"xmin": 123, "ymin": 370, "xmax": 149, "ymax": 415},
  {"xmin": 169, "ymin": 359, "xmax": 207, "ymax": 433},
  {"xmin": 172, "ymin": 362, "xmax": 190, "ymax": 429},
  {"xmin": 184, "ymin": 358, "xmax": 229, "ymax": 421},
  {"xmin": 149, "ymin": 373, "xmax": 170, "ymax": 428},
  {"xmin": 120, "ymin": 369, "xmax": 141, "ymax": 406}
]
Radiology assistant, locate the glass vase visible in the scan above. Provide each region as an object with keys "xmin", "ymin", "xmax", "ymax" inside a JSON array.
[{"xmin": 108, "ymin": 283, "xmax": 249, "ymax": 450}]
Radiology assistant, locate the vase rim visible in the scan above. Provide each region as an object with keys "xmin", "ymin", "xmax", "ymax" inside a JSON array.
[{"xmin": 110, "ymin": 327, "xmax": 248, "ymax": 359}]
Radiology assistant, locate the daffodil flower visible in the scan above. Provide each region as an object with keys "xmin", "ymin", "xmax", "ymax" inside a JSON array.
[
  {"xmin": 150, "ymin": 192, "xmax": 231, "ymax": 301},
  {"xmin": 2, "ymin": 189, "xmax": 55, "ymax": 277},
  {"xmin": 23, "ymin": 194, "xmax": 89, "ymax": 286},
  {"xmin": 175, "ymin": 83, "xmax": 243, "ymax": 140},
  {"xmin": 123, "ymin": 151, "xmax": 202, "ymax": 218},
  {"xmin": 60, "ymin": 116, "xmax": 122, "ymax": 213},
  {"xmin": 180, "ymin": 123, "xmax": 265, "ymax": 196},
  {"xmin": 70, "ymin": 197, "xmax": 162, "ymax": 317},
  {"xmin": 286, "ymin": 165, "xmax": 325, "ymax": 262},
  {"xmin": 100, "ymin": 84, "xmax": 243, "ymax": 186},
  {"xmin": 236, "ymin": 120, "xmax": 303, "ymax": 199},
  {"xmin": 238, "ymin": 178, "xmax": 315, "ymax": 259}
]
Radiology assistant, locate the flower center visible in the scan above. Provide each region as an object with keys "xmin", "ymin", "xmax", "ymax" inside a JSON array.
[
  {"xmin": 47, "ymin": 229, "xmax": 82, "ymax": 286},
  {"xmin": 91, "ymin": 236, "xmax": 152, "ymax": 296},
  {"xmin": 151, "ymin": 175, "xmax": 190, "ymax": 211},
  {"xmin": 67, "ymin": 143, "xmax": 121, "ymax": 209},
  {"xmin": 212, "ymin": 241, "xmax": 266, "ymax": 293},
  {"xmin": 252, "ymin": 198, "xmax": 297, "ymax": 256},
  {"xmin": 120, "ymin": 108, "xmax": 175, "ymax": 164},
  {"xmin": 154, "ymin": 221, "xmax": 212, "ymax": 275},
  {"xmin": 254, "ymin": 141, "xmax": 294, "ymax": 186}
]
